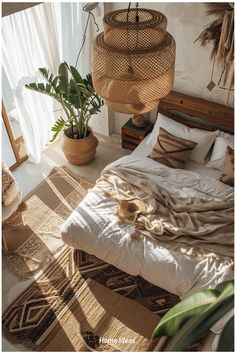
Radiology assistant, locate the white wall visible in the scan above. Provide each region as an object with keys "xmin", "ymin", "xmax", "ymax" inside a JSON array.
[{"xmin": 104, "ymin": 2, "xmax": 234, "ymax": 134}]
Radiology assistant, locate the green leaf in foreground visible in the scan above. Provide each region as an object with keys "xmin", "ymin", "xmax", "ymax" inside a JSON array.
[
  {"xmin": 152, "ymin": 289, "xmax": 218, "ymax": 337},
  {"xmin": 165, "ymin": 294, "xmax": 234, "ymax": 351},
  {"xmin": 217, "ymin": 316, "xmax": 234, "ymax": 352},
  {"xmin": 152, "ymin": 280, "xmax": 234, "ymax": 338}
]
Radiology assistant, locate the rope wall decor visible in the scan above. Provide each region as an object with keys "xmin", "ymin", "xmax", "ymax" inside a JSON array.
[{"xmin": 92, "ymin": 5, "xmax": 176, "ymax": 114}]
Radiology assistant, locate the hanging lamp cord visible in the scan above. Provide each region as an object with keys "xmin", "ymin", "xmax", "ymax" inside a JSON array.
[
  {"xmin": 135, "ymin": 2, "xmax": 139, "ymax": 22},
  {"xmin": 75, "ymin": 5, "xmax": 99, "ymax": 68},
  {"xmin": 135, "ymin": 2, "xmax": 139, "ymax": 50},
  {"xmin": 126, "ymin": 2, "xmax": 131, "ymax": 23},
  {"xmin": 126, "ymin": 2, "xmax": 139, "ymax": 74},
  {"xmin": 126, "ymin": 2, "xmax": 132, "ymax": 73}
]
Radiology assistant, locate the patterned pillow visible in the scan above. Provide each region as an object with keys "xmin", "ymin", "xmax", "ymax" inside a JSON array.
[
  {"xmin": 148, "ymin": 127, "xmax": 197, "ymax": 169},
  {"xmin": 219, "ymin": 146, "xmax": 234, "ymax": 187}
]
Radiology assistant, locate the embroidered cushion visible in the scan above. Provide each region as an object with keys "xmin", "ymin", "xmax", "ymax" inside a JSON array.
[
  {"xmin": 148, "ymin": 127, "xmax": 197, "ymax": 169},
  {"xmin": 219, "ymin": 146, "xmax": 234, "ymax": 187}
]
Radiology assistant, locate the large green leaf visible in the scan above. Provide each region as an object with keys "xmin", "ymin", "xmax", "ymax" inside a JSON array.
[
  {"xmin": 217, "ymin": 316, "xmax": 234, "ymax": 352},
  {"xmin": 69, "ymin": 93, "xmax": 81, "ymax": 109},
  {"xmin": 69, "ymin": 78, "xmax": 77, "ymax": 94},
  {"xmin": 58, "ymin": 62, "xmax": 69, "ymax": 98},
  {"xmin": 152, "ymin": 290, "xmax": 218, "ymax": 338},
  {"xmin": 152, "ymin": 280, "xmax": 234, "ymax": 338},
  {"xmin": 69, "ymin": 65, "xmax": 84, "ymax": 84},
  {"xmin": 165, "ymin": 294, "xmax": 234, "ymax": 351},
  {"xmin": 215, "ymin": 280, "xmax": 234, "ymax": 299},
  {"xmin": 68, "ymin": 65, "xmax": 89, "ymax": 107}
]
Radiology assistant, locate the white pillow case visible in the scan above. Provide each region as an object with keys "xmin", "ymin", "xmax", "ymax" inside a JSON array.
[
  {"xmin": 146, "ymin": 114, "xmax": 218, "ymax": 164},
  {"xmin": 206, "ymin": 135, "xmax": 234, "ymax": 171},
  {"xmin": 217, "ymin": 130, "xmax": 234, "ymax": 139}
]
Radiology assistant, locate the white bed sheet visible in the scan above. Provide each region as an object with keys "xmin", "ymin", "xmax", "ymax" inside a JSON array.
[{"xmin": 61, "ymin": 136, "xmax": 233, "ymax": 305}]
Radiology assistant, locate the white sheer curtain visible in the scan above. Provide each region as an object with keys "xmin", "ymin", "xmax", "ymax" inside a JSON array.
[
  {"xmin": 2, "ymin": 2, "xmax": 104, "ymax": 163},
  {"xmin": 52, "ymin": 2, "xmax": 104, "ymax": 75},
  {"xmin": 2, "ymin": 3, "xmax": 60, "ymax": 163},
  {"xmin": 51, "ymin": 2, "xmax": 108, "ymax": 136}
]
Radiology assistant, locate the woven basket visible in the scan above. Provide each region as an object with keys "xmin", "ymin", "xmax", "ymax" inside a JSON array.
[{"xmin": 92, "ymin": 8, "xmax": 176, "ymax": 114}]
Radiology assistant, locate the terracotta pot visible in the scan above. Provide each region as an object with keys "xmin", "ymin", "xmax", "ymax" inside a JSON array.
[{"xmin": 62, "ymin": 129, "xmax": 98, "ymax": 165}]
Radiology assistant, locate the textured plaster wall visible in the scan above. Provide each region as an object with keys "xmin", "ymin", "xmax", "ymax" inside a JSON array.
[{"xmin": 104, "ymin": 2, "xmax": 234, "ymax": 134}]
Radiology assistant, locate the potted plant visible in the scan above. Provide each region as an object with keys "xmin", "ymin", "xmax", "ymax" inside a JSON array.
[{"xmin": 25, "ymin": 62, "xmax": 104, "ymax": 165}]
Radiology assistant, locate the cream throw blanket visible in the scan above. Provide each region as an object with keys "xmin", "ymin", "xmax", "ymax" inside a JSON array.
[{"xmin": 97, "ymin": 168, "xmax": 234, "ymax": 266}]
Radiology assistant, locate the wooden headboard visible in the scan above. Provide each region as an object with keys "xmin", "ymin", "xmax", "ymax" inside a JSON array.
[{"xmin": 159, "ymin": 91, "xmax": 234, "ymax": 133}]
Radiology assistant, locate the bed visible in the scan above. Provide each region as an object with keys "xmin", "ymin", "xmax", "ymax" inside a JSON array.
[{"xmin": 61, "ymin": 91, "xmax": 234, "ymax": 302}]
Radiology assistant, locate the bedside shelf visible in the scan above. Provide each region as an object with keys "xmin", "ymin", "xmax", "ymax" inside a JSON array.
[{"xmin": 121, "ymin": 118, "xmax": 153, "ymax": 150}]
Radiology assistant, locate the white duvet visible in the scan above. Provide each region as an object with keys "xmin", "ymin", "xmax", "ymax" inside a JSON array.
[{"xmin": 61, "ymin": 154, "xmax": 234, "ymax": 301}]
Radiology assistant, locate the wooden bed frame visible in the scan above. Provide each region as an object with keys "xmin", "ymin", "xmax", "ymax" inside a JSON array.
[{"xmin": 159, "ymin": 91, "xmax": 234, "ymax": 133}]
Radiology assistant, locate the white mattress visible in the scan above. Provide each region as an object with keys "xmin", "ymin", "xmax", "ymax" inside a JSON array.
[{"xmin": 61, "ymin": 136, "xmax": 233, "ymax": 304}]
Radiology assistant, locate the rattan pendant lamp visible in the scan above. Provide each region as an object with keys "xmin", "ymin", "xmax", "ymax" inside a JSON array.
[{"xmin": 92, "ymin": 4, "xmax": 176, "ymax": 114}]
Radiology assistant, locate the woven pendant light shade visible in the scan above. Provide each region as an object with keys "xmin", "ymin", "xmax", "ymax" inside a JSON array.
[{"xmin": 92, "ymin": 8, "xmax": 176, "ymax": 114}]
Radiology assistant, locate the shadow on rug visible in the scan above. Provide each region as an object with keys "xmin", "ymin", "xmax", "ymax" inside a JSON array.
[
  {"xmin": 3, "ymin": 166, "xmax": 94, "ymax": 279},
  {"xmin": 3, "ymin": 247, "xmax": 204, "ymax": 352},
  {"xmin": 3, "ymin": 247, "xmax": 160, "ymax": 351}
]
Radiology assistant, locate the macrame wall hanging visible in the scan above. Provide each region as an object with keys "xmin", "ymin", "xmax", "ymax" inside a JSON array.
[
  {"xmin": 92, "ymin": 4, "xmax": 176, "ymax": 114},
  {"xmin": 195, "ymin": 3, "xmax": 234, "ymax": 105}
]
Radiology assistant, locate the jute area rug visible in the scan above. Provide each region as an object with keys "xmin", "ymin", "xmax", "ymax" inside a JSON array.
[
  {"xmin": 3, "ymin": 247, "xmax": 162, "ymax": 351},
  {"xmin": 3, "ymin": 166, "xmax": 94, "ymax": 279},
  {"xmin": 3, "ymin": 246, "xmax": 204, "ymax": 352}
]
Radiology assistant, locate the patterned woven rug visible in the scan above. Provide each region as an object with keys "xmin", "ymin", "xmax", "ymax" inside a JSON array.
[
  {"xmin": 74, "ymin": 250, "xmax": 180, "ymax": 316},
  {"xmin": 3, "ymin": 246, "xmax": 204, "ymax": 351},
  {"xmin": 3, "ymin": 247, "xmax": 161, "ymax": 351},
  {"xmin": 3, "ymin": 166, "xmax": 94, "ymax": 279}
]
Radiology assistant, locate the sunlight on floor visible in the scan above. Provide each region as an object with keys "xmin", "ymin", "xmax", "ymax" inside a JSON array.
[
  {"xmin": 12, "ymin": 133, "xmax": 129, "ymax": 198},
  {"xmin": 2, "ymin": 132, "xmax": 129, "ymax": 351}
]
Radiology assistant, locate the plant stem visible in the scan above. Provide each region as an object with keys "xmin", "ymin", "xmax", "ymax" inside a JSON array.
[{"xmin": 79, "ymin": 109, "xmax": 84, "ymax": 138}]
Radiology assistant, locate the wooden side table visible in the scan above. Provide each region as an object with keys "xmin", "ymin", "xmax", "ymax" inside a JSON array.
[{"xmin": 121, "ymin": 118, "xmax": 153, "ymax": 150}]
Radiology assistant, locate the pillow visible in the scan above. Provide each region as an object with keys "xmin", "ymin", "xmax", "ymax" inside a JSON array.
[
  {"xmin": 217, "ymin": 130, "xmax": 234, "ymax": 139},
  {"xmin": 219, "ymin": 146, "xmax": 234, "ymax": 187},
  {"xmin": 206, "ymin": 136, "xmax": 234, "ymax": 171},
  {"xmin": 148, "ymin": 127, "xmax": 197, "ymax": 169},
  {"xmin": 146, "ymin": 113, "xmax": 218, "ymax": 164}
]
